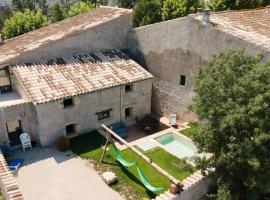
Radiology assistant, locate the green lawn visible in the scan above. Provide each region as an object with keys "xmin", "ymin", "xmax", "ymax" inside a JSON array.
[
  {"xmin": 179, "ymin": 123, "xmax": 199, "ymax": 139},
  {"xmin": 142, "ymin": 147, "xmax": 196, "ymax": 181},
  {"xmin": 70, "ymin": 131, "xmax": 196, "ymax": 199},
  {"xmin": 70, "ymin": 131, "xmax": 171, "ymax": 199}
]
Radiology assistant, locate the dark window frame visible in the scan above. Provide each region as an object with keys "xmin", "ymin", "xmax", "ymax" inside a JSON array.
[
  {"xmin": 63, "ymin": 98, "xmax": 74, "ymax": 108},
  {"xmin": 65, "ymin": 123, "xmax": 77, "ymax": 136},
  {"xmin": 125, "ymin": 107, "xmax": 133, "ymax": 118},
  {"xmin": 180, "ymin": 75, "xmax": 186, "ymax": 86},
  {"xmin": 125, "ymin": 84, "xmax": 133, "ymax": 93},
  {"xmin": 96, "ymin": 109, "xmax": 112, "ymax": 121}
]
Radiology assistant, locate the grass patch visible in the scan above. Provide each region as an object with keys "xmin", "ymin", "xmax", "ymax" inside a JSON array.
[
  {"xmin": 70, "ymin": 131, "xmax": 171, "ymax": 200},
  {"xmin": 142, "ymin": 147, "xmax": 196, "ymax": 181},
  {"xmin": 179, "ymin": 123, "xmax": 199, "ymax": 139}
]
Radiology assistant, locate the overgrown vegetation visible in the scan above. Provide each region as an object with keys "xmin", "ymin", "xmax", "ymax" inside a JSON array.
[
  {"xmin": 132, "ymin": 0, "xmax": 270, "ymax": 27},
  {"xmin": 70, "ymin": 131, "xmax": 194, "ymax": 199},
  {"xmin": 0, "ymin": 0, "xmax": 96, "ymax": 39},
  {"xmin": 67, "ymin": 2, "xmax": 95, "ymax": 17},
  {"xmin": 207, "ymin": 0, "xmax": 270, "ymax": 11},
  {"xmin": 2, "ymin": 9, "xmax": 48, "ymax": 39},
  {"xmin": 192, "ymin": 49, "xmax": 270, "ymax": 199}
]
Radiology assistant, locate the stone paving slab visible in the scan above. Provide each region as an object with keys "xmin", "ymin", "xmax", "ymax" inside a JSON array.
[{"xmin": 13, "ymin": 148, "xmax": 124, "ymax": 200}]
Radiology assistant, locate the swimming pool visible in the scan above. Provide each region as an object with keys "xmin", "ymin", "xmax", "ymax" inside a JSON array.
[{"xmin": 155, "ymin": 133, "xmax": 197, "ymax": 158}]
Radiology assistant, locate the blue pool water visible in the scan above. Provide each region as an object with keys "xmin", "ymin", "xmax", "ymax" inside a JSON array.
[{"xmin": 155, "ymin": 133, "xmax": 197, "ymax": 158}]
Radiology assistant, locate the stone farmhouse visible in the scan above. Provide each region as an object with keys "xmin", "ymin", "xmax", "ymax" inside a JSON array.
[{"xmin": 0, "ymin": 6, "xmax": 269, "ymax": 147}]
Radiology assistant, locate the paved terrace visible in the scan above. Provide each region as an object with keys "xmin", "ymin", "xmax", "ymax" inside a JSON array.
[{"xmin": 12, "ymin": 148, "xmax": 123, "ymax": 200}]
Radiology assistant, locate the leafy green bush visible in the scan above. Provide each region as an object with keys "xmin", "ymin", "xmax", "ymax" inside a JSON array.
[
  {"xmin": 2, "ymin": 9, "xmax": 48, "ymax": 39},
  {"xmin": 67, "ymin": 2, "xmax": 95, "ymax": 18},
  {"xmin": 56, "ymin": 136, "xmax": 70, "ymax": 152},
  {"xmin": 50, "ymin": 3, "xmax": 65, "ymax": 23},
  {"xmin": 132, "ymin": 0, "xmax": 162, "ymax": 27},
  {"xmin": 162, "ymin": 0, "xmax": 204, "ymax": 21}
]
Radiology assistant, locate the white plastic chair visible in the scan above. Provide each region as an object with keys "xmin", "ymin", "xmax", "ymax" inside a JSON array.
[
  {"xmin": 169, "ymin": 114, "xmax": 177, "ymax": 126},
  {"xmin": 20, "ymin": 133, "xmax": 32, "ymax": 152}
]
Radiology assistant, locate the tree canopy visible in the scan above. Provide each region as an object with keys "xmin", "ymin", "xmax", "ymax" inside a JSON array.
[
  {"xmin": 192, "ymin": 49, "xmax": 270, "ymax": 199},
  {"xmin": 132, "ymin": 0, "xmax": 162, "ymax": 27},
  {"xmin": 67, "ymin": 2, "xmax": 95, "ymax": 17},
  {"xmin": 162, "ymin": 0, "xmax": 204, "ymax": 21},
  {"xmin": 207, "ymin": 0, "xmax": 270, "ymax": 11},
  {"xmin": 1, "ymin": 9, "xmax": 48, "ymax": 39}
]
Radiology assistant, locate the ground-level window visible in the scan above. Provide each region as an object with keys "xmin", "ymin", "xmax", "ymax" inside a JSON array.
[
  {"xmin": 125, "ymin": 107, "xmax": 133, "ymax": 118},
  {"xmin": 66, "ymin": 124, "xmax": 77, "ymax": 136},
  {"xmin": 0, "ymin": 67, "xmax": 12, "ymax": 94},
  {"xmin": 96, "ymin": 109, "xmax": 112, "ymax": 120},
  {"xmin": 63, "ymin": 98, "xmax": 74, "ymax": 108},
  {"xmin": 125, "ymin": 84, "xmax": 133, "ymax": 92},
  {"xmin": 180, "ymin": 75, "xmax": 186, "ymax": 86}
]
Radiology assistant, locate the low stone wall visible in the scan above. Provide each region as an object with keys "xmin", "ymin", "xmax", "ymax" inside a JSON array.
[
  {"xmin": 155, "ymin": 170, "xmax": 211, "ymax": 200},
  {"xmin": 0, "ymin": 152, "xmax": 23, "ymax": 200}
]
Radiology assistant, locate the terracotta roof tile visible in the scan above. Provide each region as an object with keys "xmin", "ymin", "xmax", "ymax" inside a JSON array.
[
  {"xmin": 0, "ymin": 6, "xmax": 132, "ymax": 66},
  {"xmin": 193, "ymin": 7, "xmax": 270, "ymax": 51},
  {"xmin": 12, "ymin": 50, "xmax": 153, "ymax": 104}
]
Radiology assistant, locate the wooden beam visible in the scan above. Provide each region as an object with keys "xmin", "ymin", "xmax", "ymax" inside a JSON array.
[{"xmin": 101, "ymin": 124, "xmax": 182, "ymax": 186}]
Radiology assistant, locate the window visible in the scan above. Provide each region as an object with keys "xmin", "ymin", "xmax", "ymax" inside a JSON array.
[
  {"xmin": 63, "ymin": 98, "xmax": 73, "ymax": 108},
  {"xmin": 0, "ymin": 67, "xmax": 12, "ymax": 94},
  {"xmin": 180, "ymin": 75, "xmax": 186, "ymax": 86},
  {"xmin": 125, "ymin": 84, "xmax": 133, "ymax": 92},
  {"xmin": 125, "ymin": 107, "xmax": 133, "ymax": 118},
  {"xmin": 96, "ymin": 109, "xmax": 112, "ymax": 120},
  {"xmin": 66, "ymin": 124, "xmax": 76, "ymax": 136}
]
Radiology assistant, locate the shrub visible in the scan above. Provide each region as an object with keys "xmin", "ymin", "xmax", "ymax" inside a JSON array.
[
  {"xmin": 2, "ymin": 9, "xmax": 48, "ymax": 39},
  {"xmin": 162, "ymin": 0, "xmax": 204, "ymax": 21},
  {"xmin": 56, "ymin": 136, "xmax": 70, "ymax": 152},
  {"xmin": 67, "ymin": 2, "xmax": 95, "ymax": 18},
  {"xmin": 132, "ymin": 0, "xmax": 162, "ymax": 27},
  {"xmin": 50, "ymin": 3, "xmax": 65, "ymax": 23}
]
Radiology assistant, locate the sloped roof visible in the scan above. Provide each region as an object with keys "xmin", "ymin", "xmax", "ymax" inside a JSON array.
[
  {"xmin": 192, "ymin": 7, "xmax": 270, "ymax": 51},
  {"xmin": 12, "ymin": 50, "xmax": 153, "ymax": 104},
  {"xmin": 0, "ymin": 6, "xmax": 132, "ymax": 66}
]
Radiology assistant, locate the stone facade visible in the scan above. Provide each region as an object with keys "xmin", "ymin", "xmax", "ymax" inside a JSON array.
[
  {"xmin": 127, "ymin": 16, "xmax": 270, "ymax": 122},
  {"xmin": 35, "ymin": 79, "xmax": 152, "ymax": 146}
]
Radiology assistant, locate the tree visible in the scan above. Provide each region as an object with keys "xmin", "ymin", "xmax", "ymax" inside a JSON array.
[
  {"xmin": 50, "ymin": 3, "xmax": 65, "ymax": 23},
  {"xmin": 12, "ymin": 0, "xmax": 35, "ymax": 12},
  {"xmin": 207, "ymin": 0, "xmax": 268, "ymax": 11},
  {"xmin": 132, "ymin": 0, "xmax": 162, "ymax": 27},
  {"xmin": 117, "ymin": 0, "xmax": 138, "ymax": 8},
  {"xmin": 192, "ymin": 50, "xmax": 270, "ymax": 199},
  {"xmin": 162, "ymin": 0, "xmax": 204, "ymax": 21},
  {"xmin": 2, "ymin": 9, "xmax": 48, "ymax": 39},
  {"xmin": 37, "ymin": 0, "xmax": 49, "ymax": 15},
  {"xmin": 67, "ymin": 2, "xmax": 95, "ymax": 18},
  {"xmin": 0, "ymin": 6, "xmax": 12, "ymax": 30}
]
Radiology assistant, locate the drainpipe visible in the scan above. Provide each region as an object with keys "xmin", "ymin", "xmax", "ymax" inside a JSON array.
[{"xmin": 120, "ymin": 86, "xmax": 122, "ymax": 121}]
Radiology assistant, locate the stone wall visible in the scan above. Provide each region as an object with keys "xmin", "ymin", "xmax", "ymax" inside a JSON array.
[
  {"xmin": 127, "ymin": 16, "xmax": 270, "ymax": 122},
  {"xmin": 0, "ymin": 103, "xmax": 38, "ymax": 146},
  {"xmin": 35, "ymin": 79, "xmax": 152, "ymax": 146}
]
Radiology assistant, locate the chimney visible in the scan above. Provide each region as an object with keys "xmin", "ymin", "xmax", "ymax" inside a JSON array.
[{"xmin": 202, "ymin": 9, "xmax": 211, "ymax": 26}]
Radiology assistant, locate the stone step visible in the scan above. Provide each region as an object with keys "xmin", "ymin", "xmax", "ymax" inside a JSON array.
[
  {"xmin": 160, "ymin": 193, "xmax": 171, "ymax": 200},
  {"xmin": 186, "ymin": 177, "xmax": 197, "ymax": 184},
  {"xmin": 183, "ymin": 179, "xmax": 193, "ymax": 186},
  {"xmin": 155, "ymin": 196, "xmax": 164, "ymax": 200},
  {"xmin": 164, "ymin": 191, "xmax": 176, "ymax": 198}
]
